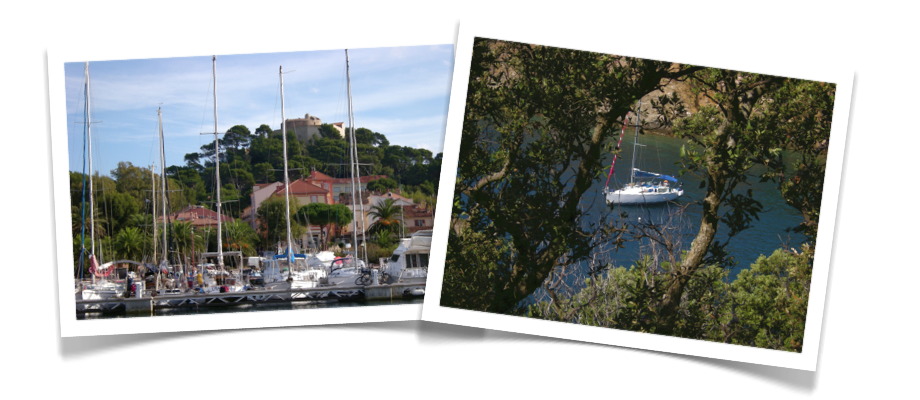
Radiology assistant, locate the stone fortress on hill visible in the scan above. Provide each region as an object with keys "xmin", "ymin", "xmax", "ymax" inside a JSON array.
[{"xmin": 278, "ymin": 113, "xmax": 345, "ymax": 142}]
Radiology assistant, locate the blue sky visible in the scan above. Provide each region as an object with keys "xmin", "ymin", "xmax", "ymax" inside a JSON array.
[{"xmin": 64, "ymin": 44, "xmax": 454, "ymax": 176}]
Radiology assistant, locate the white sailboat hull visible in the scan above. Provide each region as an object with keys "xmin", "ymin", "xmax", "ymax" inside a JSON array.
[
  {"xmin": 80, "ymin": 288, "xmax": 125, "ymax": 301},
  {"xmin": 326, "ymin": 264, "xmax": 370, "ymax": 287},
  {"xmin": 606, "ymin": 186, "xmax": 683, "ymax": 205},
  {"xmin": 78, "ymin": 281, "xmax": 125, "ymax": 300}
]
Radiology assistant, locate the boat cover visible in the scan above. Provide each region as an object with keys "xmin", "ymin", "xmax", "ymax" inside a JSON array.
[{"xmin": 634, "ymin": 168, "xmax": 679, "ymax": 183}]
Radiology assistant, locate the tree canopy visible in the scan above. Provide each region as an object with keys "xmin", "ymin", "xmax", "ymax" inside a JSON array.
[
  {"xmin": 442, "ymin": 38, "xmax": 699, "ymax": 313},
  {"xmin": 441, "ymin": 38, "xmax": 835, "ymax": 350}
]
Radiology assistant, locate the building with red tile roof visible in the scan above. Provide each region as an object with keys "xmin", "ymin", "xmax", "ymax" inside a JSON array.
[
  {"xmin": 271, "ymin": 178, "xmax": 333, "ymax": 205},
  {"xmin": 402, "ymin": 204, "xmax": 435, "ymax": 234},
  {"xmin": 305, "ymin": 170, "xmax": 388, "ymax": 205}
]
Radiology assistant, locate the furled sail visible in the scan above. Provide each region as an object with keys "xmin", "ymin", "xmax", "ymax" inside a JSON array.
[{"xmin": 633, "ymin": 168, "xmax": 678, "ymax": 183}]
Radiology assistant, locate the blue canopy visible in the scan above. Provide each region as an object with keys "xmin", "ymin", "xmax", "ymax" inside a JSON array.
[
  {"xmin": 633, "ymin": 168, "xmax": 679, "ymax": 183},
  {"xmin": 273, "ymin": 252, "xmax": 308, "ymax": 260}
]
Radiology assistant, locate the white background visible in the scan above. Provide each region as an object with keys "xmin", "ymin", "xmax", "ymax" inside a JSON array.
[{"xmin": 2, "ymin": 1, "xmax": 916, "ymax": 398}]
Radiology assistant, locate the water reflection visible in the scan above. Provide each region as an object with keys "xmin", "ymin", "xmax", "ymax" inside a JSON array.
[{"xmin": 77, "ymin": 297, "xmax": 423, "ymax": 320}]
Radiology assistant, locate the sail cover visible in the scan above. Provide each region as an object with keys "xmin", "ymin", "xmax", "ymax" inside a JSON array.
[{"xmin": 633, "ymin": 168, "xmax": 679, "ymax": 183}]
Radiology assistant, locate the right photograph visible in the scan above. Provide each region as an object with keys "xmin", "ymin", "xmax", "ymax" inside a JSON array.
[{"xmin": 438, "ymin": 37, "xmax": 839, "ymax": 354}]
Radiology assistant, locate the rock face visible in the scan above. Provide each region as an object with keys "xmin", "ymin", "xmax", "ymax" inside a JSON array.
[{"xmin": 637, "ymin": 76, "xmax": 710, "ymax": 134}]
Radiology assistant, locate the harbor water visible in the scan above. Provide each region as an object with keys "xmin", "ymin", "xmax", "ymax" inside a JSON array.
[{"xmin": 77, "ymin": 297, "xmax": 423, "ymax": 320}]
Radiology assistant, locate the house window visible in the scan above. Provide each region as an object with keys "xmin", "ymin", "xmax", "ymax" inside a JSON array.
[
  {"xmin": 415, "ymin": 219, "xmax": 425, "ymax": 227},
  {"xmin": 311, "ymin": 195, "xmax": 319, "ymax": 203}
]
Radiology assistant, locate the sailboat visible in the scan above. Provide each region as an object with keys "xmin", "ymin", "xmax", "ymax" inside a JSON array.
[
  {"xmin": 77, "ymin": 62, "xmax": 125, "ymax": 301},
  {"xmin": 325, "ymin": 49, "xmax": 371, "ymax": 289},
  {"xmin": 260, "ymin": 64, "xmax": 327, "ymax": 297},
  {"xmin": 604, "ymin": 101, "xmax": 683, "ymax": 205},
  {"xmin": 152, "ymin": 107, "xmax": 186, "ymax": 296},
  {"xmin": 198, "ymin": 56, "xmax": 247, "ymax": 294}
]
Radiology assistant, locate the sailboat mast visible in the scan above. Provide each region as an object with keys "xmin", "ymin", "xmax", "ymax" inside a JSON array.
[
  {"xmin": 629, "ymin": 101, "xmax": 641, "ymax": 185},
  {"xmin": 279, "ymin": 65, "xmax": 294, "ymax": 264},
  {"xmin": 158, "ymin": 108, "xmax": 169, "ymax": 265},
  {"xmin": 345, "ymin": 50, "xmax": 368, "ymax": 265},
  {"xmin": 212, "ymin": 56, "xmax": 224, "ymax": 272},
  {"xmin": 85, "ymin": 62, "xmax": 96, "ymax": 260},
  {"xmin": 151, "ymin": 165, "xmax": 157, "ymax": 263}
]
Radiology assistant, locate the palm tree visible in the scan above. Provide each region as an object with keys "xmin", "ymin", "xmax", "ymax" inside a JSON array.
[
  {"xmin": 368, "ymin": 198, "xmax": 402, "ymax": 235},
  {"xmin": 170, "ymin": 221, "xmax": 198, "ymax": 266},
  {"xmin": 114, "ymin": 227, "xmax": 146, "ymax": 261},
  {"xmin": 223, "ymin": 220, "xmax": 258, "ymax": 256}
]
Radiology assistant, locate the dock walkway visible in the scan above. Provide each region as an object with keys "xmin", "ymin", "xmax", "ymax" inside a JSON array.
[{"xmin": 76, "ymin": 282, "xmax": 425, "ymax": 313}]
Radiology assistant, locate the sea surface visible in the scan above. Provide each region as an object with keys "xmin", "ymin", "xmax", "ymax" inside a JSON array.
[
  {"xmin": 524, "ymin": 133, "xmax": 812, "ymax": 305},
  {"xmin": 585, "ymin": 132, "xmax": 809, "ymax": 276}
]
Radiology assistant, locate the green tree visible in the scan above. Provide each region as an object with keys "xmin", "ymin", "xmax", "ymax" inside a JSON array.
[
  {"xmin": 295, "ymin": 202, "xmax": 353, "ymax": 245},
  {"xmin": 527, "ymin": 247, "xmax": 812, "ymax": 352},
  {"xmin": 222, "ymin": 124, "xmax": 252, "ymax": 152},
  {"xmin": 652, "ymin": 69, "xmax": 834, "ymax": 332},
  {"xmin": 249, "ymin": 134, "xmax": 284, "ymax": 168},
  {"xmin": 367, "ymin": 177, "xmax": 398, "ymax": 192},
  {"xmin": 254, "ymin": 124, "xmax": 273, "ymax": 138},
  {"xmin": 99, "ymin": 191, "xmax": 140, "ymax": 235},
  {"xmin": 725, "ymin": 247, "xmax": 812, "ymax": 351},
  {"xmin": 352, "ymin": 127, "xmax": 389, "ymax": 147},
  {"xmin": 296, "ymin": 203, "xmax": 354, "ymax": 239},
  {"xmin": 184, "ymin": 152, "xmax": 204, "ymax": 171},
  {"xmin": 442, "ymin": 38, "xmax": 697, "ymax": 313},
  {"xmin": 167, "ymin": 165, "xmax": 206, "ymax": 205},
  {"xmin": 257, "ymin": 196, "xmax": 304, "ymax": 248},
  {"xmin": 760, "ymin": 81, "xmax": 836, "ymax": 240},
  {"xmin": 522, "ymin": 70, "xmax": 834, "ymax": 340},
  {"xmin": 318, "ymin": 123, "xmax": 343, "ymax": 140},
  {"xmin": 252, "ymin": 162, "xmax": 276, "ymax": 183}
]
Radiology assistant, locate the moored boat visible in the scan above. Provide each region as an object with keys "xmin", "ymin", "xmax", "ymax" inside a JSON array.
[
  {"xmin": 382, "ymin": 229, "xmax": 430, "ymax": 296},
  {"xmin": 604, "ymin": 101, "xmax": 683, "ymax": 205}
]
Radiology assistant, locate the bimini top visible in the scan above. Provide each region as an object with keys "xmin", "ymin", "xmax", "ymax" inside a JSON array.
[
  {"xmin": 633, "ymin": 168, "xmax": 679, "ymax": 183},
  {"xmin": 273, "ymin": 253, "xmax": 308, "ymax": 260}
]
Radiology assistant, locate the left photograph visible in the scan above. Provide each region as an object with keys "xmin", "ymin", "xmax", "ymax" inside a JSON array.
[{"xmin": 53, "ymin": 45, "xmax": 451, "ymax": 333}]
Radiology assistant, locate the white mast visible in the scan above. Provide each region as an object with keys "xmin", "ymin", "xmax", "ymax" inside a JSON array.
[
  {"xmin": 345, "ymin": 49, "xmax": 368, "ymax": 266},
  {"xmin": 279, "ymin": 65, "xmax": 295, "ymax": 270},
  {"xmin": 211, "ymin": 56, "xmax": 225, "ymax": 273},
  {"xmin": 151, "ymin": 164, "xmax": 157, "ymax": 263},
  {"xmin": 629, "ymin": 101, "xmax": 641, "ymax": 185},
  {"xmin": 85, "ymin": 62, "xmax": 96, "ymax": 262},
  {"xmin": 158, "ymin": 107, "xmax": 168, "ymax": 267}
]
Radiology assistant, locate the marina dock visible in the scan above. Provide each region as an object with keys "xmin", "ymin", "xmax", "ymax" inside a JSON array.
[{"xmin": 76, "ymin": 281, "xmax": 425, "ymax": 314}]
